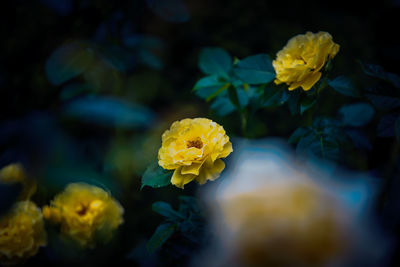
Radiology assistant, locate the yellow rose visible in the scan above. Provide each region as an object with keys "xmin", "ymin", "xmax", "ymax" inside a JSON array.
[
  {"xmin": 158, "ymin": 118, "xmax": 233, "ymax": 188},
  {"xmin": 0, "ymin": 163, "xmax": 37, "ymax": 200},
  {"xmin": 42, "ymin": 183, "xmax": 124, "ymax": 248},
  {"xmin": 273, "ymin": 31, "xmax": 340, "ymax": 91},
  {"xmin": 0, "ymin": 201, "xmax": 46, "ymax": 265}
]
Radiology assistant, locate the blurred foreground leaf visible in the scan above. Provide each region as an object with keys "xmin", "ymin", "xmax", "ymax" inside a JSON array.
[
  {"xmin": 141, "ymin": 162, "xmax": 172, "ymax": 189},
  {"xmin": 46, "ymin": 42, "xmax": 94, "ymax": 86},
  {"xmin": 63, "ymin": 96, "xmax": 155, "ymax": 129}
]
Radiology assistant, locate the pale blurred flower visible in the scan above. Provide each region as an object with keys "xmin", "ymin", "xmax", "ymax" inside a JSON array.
[{"xmin": 198, "ymin": 140, "xmax": 387, "ymax": 267}]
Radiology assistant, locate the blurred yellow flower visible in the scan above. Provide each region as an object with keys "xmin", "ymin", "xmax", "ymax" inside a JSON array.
[
  {"xmin": 0, "ymin": 201, "xmax": 46, "ymax": 265},
  {"xmin": 273, "ymin": 31, "xmax": 340, "ymax": 91},
  {"xmin": 0, "ymin": 163, "xmax": 37, "ymax": 200},
  {"xmin": 220, "ymin": 185, "xmax": 342, "ymax": 266},
  {"xmin": 42, "ymin": 183, "xmax": 124, "ymax": 248},
  {"xmin": 158, "ymin": 118, "xmax": 233, "ymax": 188}
]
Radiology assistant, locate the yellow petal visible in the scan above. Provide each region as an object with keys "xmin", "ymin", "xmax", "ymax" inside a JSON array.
[
  {"xmin": 300, "ymin": 71, "xmax": 322, "ymax": 91},
  {"xmin": 171, "ymin": 168, "xmax": 196, "ymax": 189},
  {"xmin": 196, "ymin": 159, "xmax": 225, "ymax": 185},
  {"xmin": 181, "ymin": 162, "xmax": 203, "ymax": 175}
]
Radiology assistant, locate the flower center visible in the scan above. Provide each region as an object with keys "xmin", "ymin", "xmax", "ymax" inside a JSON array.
[
  {"xmin": 186, "ymin": 138, "xmax": 203, "ymax": 149},
  {"xmin": 76, "ymin": 203, "xmax": 89, "ymax": 216}
]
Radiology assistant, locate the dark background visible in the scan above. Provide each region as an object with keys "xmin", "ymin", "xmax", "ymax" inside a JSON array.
[{"xmin": 1, "ymin": 0, "xmax": 400, "ymax": 266}]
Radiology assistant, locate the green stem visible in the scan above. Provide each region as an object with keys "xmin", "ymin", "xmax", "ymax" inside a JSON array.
[{"xmin": 240, "ymin": 109, "xmax": 248, "ymax": 138}]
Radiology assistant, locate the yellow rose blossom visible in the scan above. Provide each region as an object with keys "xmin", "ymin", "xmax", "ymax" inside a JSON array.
[
  {"xmin": 0, "ymin": 163, "xmax": 37, "ymax": 200},
  {"xmin": 0, "ymin": 201, "xmax": 46, "ymax": 265},
  {"xmin": 42, "ymin": 183, "xmax": 124, "ymax": 248},
  {"xmin": 158, "ymin": 118, "xmax": 233, "ymax": 188},
  {"xmin": 273, "ymin": 31, "xmax": 340, "ymax": 91}
]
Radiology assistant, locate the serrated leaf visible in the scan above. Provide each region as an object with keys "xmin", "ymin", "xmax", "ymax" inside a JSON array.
[
  {"xmin": 338, "ymin": 103, "xmax": 375, "ymax": 127},
  {"xmin": 63, "ymin": 96, "xmax": 155, "ymax": 129},
  {"xmin": 152, "ymin": 201, "xmax": 185, "ymax": 220},
  {"xmin": 198, "ymin": 47, "xmax": 232, "ymax": 78},
  {"xmin": 146, "ymin": 223, "xmax": 176, "ymax": 254},
  {"xmin": 233, "ymin": 54, "xmax": 275, "ymax": 84},
  {"xmin": 365, "ymin": 94, "xmax": 400, "ymax": 110},
  {"xmin": 328, "ymin": 76, "xmax": 360, "ymax": 97},
  {"xmin": 141, "ymin": 162, "xmax": 172, "ymax": 189},
  {"xmin": 46, "ymin": 42, "xmax": 95, "ymax": 86}
]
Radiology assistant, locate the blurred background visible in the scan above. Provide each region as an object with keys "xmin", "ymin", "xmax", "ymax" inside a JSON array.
[{"xmin": 1, "ymin": 0, "xmax": 400, "ymax": 266}]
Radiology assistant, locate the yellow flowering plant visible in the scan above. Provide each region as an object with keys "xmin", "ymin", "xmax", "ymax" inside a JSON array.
[
  {"xmin": 142, "ymin": 118, "xmax": 232, "ymax": 189},
  {"xmin": 0, "ymin": 201, "xmax": 47, "ymax": 265},
  {"xmin": 42, "ymin": 183, "xmax": 124, "ymax": 248},
  {"xmin": 273, "ymin": 31, "xmax": 339, "ymax": 91}
]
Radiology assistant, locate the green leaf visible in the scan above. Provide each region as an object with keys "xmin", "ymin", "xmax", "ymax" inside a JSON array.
[
  {"xmin": 237, "ymin": 88, "xmax": 249, "ymax": 107},
  {"xmin": 263, "ymin": 85, "xmax": 290, "ymax": 107},
  {"xmin": 288, "ymin": 127, "xmax": 309, "ymax": 144},
  {"xmin": 287, "ymin": 91, "xmax": 300, "ymax": 115},
  {"xmin": 228, "ymin": 86, "xmax": 241, "ymax": 110},
  {"xmin": 328, "ymin": 76, "xmax": 360, "ymax": 97},
  {"xmin": 146, "ymin": 223, "xmax": 176, "ymax": 254},
  {"xmin": 141, "ymin": 162, "xmax": 172, "ymax": 189},
  {"xmin": 152, "ymin": 201, "xmax": 185, "ymax": 220},
  {"xmin": 60, "ymin": 83, "xmax": 92, "ymax": 101},
  {"xmin": 63, "ymin": 96, "xmax": 155, "ymax": 129},
  {"xmin": 233, "ymin": 54, "xmax": 275, "ymax": 84},
  {"xmin": 300, "ymin": 97, "xmax": 316, "ymax": 115},
  {"xmin": 198, "ymin": 47, "xmax": 232, "ymax": 78},
  {"xmin": 210, "ymin": 95, "xmax": 236, "ymax": 116},
  {"xmin": 193, "ymin": 75, "xmax": 228, "ymax": 101},
  {"xmin": 46, "ymin": 42, "xmax": 95, "ymax": 86},
  {"xmin": 365, "ymin": 94, "xmax": 400, "ymax": 110},
  {"xmin": 338, "ymin": 103, "xmax": 375, "ymax": 127},
  {"xmin": 360, "ymin": 63, "xmax": 400, "ymax": 88}
]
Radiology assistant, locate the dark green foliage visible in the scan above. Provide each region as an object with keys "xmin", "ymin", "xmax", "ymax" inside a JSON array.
[
  {"xmin": 233, "ymin": 54, "xmax": 275, "ymax": 84},
  {"xmin": 328, "ymin": 76, "xmax": 360, "ymax": 97},
  {"xmin": 141, "ymin": 162, "xmax": 172, "ymax": 189},
  {"xmin": 146, "ymin": 197, "xmax": 204, "ymax": 253},
  {"xmin": 63, "ymin": 96, "xmax": 155, "ymax": 129},
  {"xmin": 338, "ymin": 103, "xmax": 375, "ymax": 127}
]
